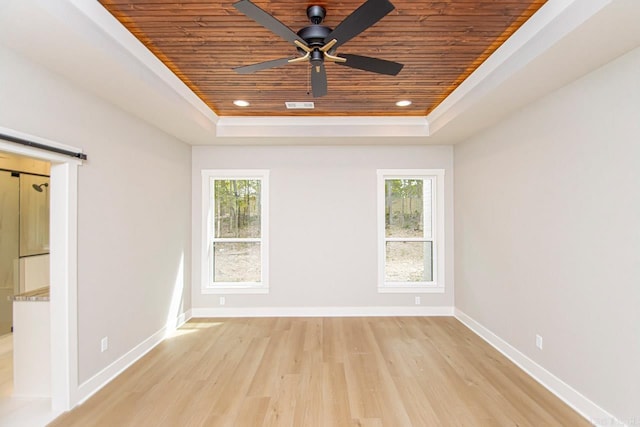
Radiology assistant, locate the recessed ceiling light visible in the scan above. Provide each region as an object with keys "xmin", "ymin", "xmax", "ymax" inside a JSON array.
[
  {"xmin": 396, "ymin": 100, "xmax": 412, "ymax": 107},
  {"xmin": 233, "ymin": 100, "xmax": 250, "ymax": 107}
]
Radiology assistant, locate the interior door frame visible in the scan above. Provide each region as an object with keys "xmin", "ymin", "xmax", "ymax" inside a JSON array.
[{"xmin": 0, "ymin": 126, "xmax": 81, "ymax": 411}]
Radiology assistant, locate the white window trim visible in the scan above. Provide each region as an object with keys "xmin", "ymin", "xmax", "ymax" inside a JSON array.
[
  {"xmin": 201, "ymin": 169, "xmax": 269, "ymax": 294},
  {"xmin": 377, "ymin": 169, "xmax": 445, "ymax": 293}
]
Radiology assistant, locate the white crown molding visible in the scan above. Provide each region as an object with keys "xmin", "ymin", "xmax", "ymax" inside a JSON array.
[
  {"xmin": 454, "ymin": 309, "xmax": 626, "ymax": 427},
  {"xmin": 215, "ymin": 116, "xmax": 430, "ymax": 138}
]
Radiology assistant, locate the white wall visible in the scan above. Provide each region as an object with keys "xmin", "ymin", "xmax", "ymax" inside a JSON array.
[
  {"xmin": 192, "ymin": 145, "xmax": 454, "ymax": 313},
  {"xmin": 0, "ymin": 46, "xmax": 192, "ymax": 384},
  {"xmin": 454, "ymin": 46, "xmax": 640, "ymax": 422}
]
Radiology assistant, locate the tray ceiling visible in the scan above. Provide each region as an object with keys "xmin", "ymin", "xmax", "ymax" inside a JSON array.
[{"xmin": 99, "ymin": 0, "xmax": 547, "ymax": 117}]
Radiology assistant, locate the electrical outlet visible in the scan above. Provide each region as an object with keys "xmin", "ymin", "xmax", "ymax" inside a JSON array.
[
  {"xmin": 101, "ymin": 336, "xmax": 109, "ymax": 353},
  {"xmin": 536, "ymin": 334, "xmax": 543, "ymax": 350},
  {"xmin": 219, "ymin": 296, "xmax": 226, "ymax": 306},
  {"xmin": 415, "ymin": 296, "xmax": 421, "ymax": 305}
]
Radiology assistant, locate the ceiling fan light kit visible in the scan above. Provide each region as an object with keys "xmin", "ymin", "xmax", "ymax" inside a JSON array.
[{"xmin": 232, "ymin": 0, "xmax": 404, "ymax": 98}]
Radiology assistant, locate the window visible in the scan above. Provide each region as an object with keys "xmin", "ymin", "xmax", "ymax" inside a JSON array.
[
  {"xmin": 202, "ymin": 170, "xmax": 269, "ymax": 293},
  {"xmin": 377, "ymin": 169, "xmax": 444, "ymax": 293}
]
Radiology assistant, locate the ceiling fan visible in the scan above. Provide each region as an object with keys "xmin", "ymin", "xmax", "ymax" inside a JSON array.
[{"xmin": 232, "ymin": 0, "xmax": 404, "ymax": 98}]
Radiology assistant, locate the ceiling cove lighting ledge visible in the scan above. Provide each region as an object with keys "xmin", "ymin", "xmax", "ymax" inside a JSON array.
[
  {"xmin": 215, "ymin": 117, "xmax": 430, "ymax": 138},
  {"xmin": 67, "ymin": 0, "xmax": 218, "ymax": 122},
  {"xmin": 25, "ymin": 0, "xmax": 618, "ymax": 144},
  {"xmin": 425, "ymin": 0, "xmax": 613, "ymax": 135},
  {"xmin": 22, "ymin": 0, "xmax": 220, "ymax": 145}
]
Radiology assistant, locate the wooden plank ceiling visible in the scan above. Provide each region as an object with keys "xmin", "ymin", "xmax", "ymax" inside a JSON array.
[{"xmin": 99, "ymin": 0, "xmax": 546, "ymax": 117}]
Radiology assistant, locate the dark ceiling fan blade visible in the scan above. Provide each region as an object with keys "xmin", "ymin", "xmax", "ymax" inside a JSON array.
[
  {"xmin": 311, "ymin": 64, "xmax": 328, "ymax": 98},
  {"xmin": 336, "ymin": 54, "xmax": 403, "ymax": 75},
  {"xmin": 324, "ymin": 0, "xmax": 395, "ymax": 49},
  {"xmin": 233, "ymin": 57, "xmax": 293, "ymax": 74},
  {"xmin": 233, "ymin": 0, "xmax": 305, "ymax": 45}
]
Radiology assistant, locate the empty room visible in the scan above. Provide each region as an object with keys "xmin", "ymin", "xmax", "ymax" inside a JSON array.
[{"xmin": 0, "ymin": 0, "xmax": 638, "ymax": 426}]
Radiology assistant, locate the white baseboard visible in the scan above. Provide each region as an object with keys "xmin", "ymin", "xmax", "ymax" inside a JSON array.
[
  {"xmin": 173, "ymin": 309, "xmax": 193, "ymax": 330},
  {"xmin": 192, "ymin": 305, "xmax": 454, "ymax": 318},
  {"xmin": 74, "ymin": 310, "xmax": 192, "ymax": 406},
  {"xmin": 454, "ymin": 309, "xmax": 626, "ymax": 427}
]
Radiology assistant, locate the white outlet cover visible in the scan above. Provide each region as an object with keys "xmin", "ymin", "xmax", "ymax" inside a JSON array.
[
  {"xmin": 101, "ymin": 337, "xmax": 108, "ymax": 352},
  {"xmin": 536, "ymin": 335, "xmax": 543, "ymax": 350}
]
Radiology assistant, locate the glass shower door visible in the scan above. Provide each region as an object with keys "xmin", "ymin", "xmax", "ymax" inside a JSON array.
[
  {"xmin": 19, "ymin": 174, "xmax": 50, "ymax": 256},
  {"xmin": 0, "ymin": 171, "xmax": 20, "ymax": 335}
]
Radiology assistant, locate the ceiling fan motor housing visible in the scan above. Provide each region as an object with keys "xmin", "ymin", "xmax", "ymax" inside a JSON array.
[{"xmin": 297, "ymin": 25, "xmax": 332, "ymax": 47}]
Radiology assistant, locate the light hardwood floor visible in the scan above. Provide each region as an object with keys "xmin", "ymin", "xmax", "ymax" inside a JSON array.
[
  {"xmin": 49, "ymin": 317, "xmax": 590, "ymax": 426},
  {"xmin": 0, "ymin": 333, "xmax": 13, "ymax": 398}
]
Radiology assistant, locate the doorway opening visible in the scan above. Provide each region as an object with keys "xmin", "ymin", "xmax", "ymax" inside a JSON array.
[
  {"xmin": 0, "ymin": 127, "xmax": 81, "ymax": 418},
  {"xmin": 0, "ymin": 154, "xmax": 51, "ymax": 401}
]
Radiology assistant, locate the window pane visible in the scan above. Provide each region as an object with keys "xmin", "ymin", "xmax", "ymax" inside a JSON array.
[
  {"xmin": 385, "ymin": 179, "xmax": 424, "ymax": 238},
  {"xmin": 385, "ymin": 241, "xmax": 433, "ymax": 282},
  {"xmin": 213, "ymin": 179, "xmax": 261, "ymax": 238},
  {"xmin": 213, "ymin": 242, "xmax": 261, "ymax": 282},
  {"xmin": 423, "ymin": 179, "xmax": 432, "ymax": 239}
]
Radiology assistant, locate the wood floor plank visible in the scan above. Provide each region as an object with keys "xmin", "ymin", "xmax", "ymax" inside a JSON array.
[
  {"xmin": 276, "ymin": 318, "xmax": 306, "ymax": 376},
  {"xmin": 246, "ymin": 330, "xmax": 288, "ymax": 398},
  {"xmin": 322, "ymin": 317, "xmax": 345, "ymax": 364},
  {"xmin": 322, "ymin": 362, "xmax": 352, "ymax": 425},
  {"xmin": 303, "ymin": 318, "xmax": 323, "ymax": 353},
  {"xmin": 262, "ymin": 373, "xmax": 299, "ymax": 427},
  {"xmin": 233, "ymin": 396, "xmax": 271, "ymax": 427},
  {"xmin": 48, "ymin": 317, "xmax": 591, "ymax": 427},
  {"xmin": 292, "ymin": 347, "xmax": 323, "ymax": 426}
]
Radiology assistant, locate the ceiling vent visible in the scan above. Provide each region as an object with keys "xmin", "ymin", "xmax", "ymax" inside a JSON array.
[{"xmin": 285, "ymin": 102, "xmax": 315, "ymax": 109}]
